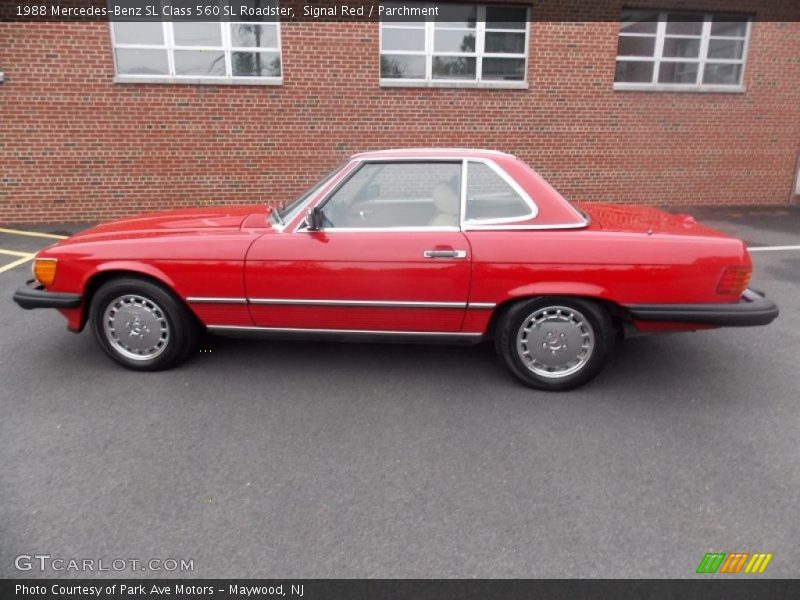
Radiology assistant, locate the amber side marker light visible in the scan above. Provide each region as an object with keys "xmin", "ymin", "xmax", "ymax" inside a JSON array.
[
  {"xmin": 717, "ymin": 265, "xmax": 751, "ymax": 296},
  {"xmin": 33, "ymin": 258, "xmax": 58, "ymax": 287}
]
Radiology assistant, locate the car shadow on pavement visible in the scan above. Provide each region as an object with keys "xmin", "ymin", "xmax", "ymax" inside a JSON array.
[
  {"xmin": 35, "ymin": 323, "xmax": 760, "ymax": 410},
  {"xmin": 182, "ymin": 330, "xmax": 731, "ymax": 405}
]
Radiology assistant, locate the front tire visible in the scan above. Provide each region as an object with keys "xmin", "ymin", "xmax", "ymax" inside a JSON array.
[
  {"xmin": 90, "ymin": 277, "xmax": 199, "ymax": 371},
  {"xmin": 495, "ymin": 297, "xmax": 614, "ymax": 391}
]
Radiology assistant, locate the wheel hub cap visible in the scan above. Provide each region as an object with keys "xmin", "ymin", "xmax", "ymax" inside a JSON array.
[
  {"xmin": 516, "ymin": 306, "xmax": 595, "ymax": 379},
  {"xmin": 103, "ymin": 294, "xmax": 170, "ymax": 361}
]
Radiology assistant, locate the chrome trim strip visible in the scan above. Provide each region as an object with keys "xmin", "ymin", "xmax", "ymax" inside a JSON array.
[
  {"xmin": 298, "ymin": 226, "xmax": 461, "ymax": 233},
  {"xmin": 459, "ymin": 159, "xmax": 468, "ymax": 227},
  {"xmin": 249, "ymin": 298, "xmax": 466, "ymax": 309},
  {"xmin": 300, "ymin": 222, "xmax": 589, "ymax": 233},
  {"xmin": 189, "ymin": 297, "xmax": 495, "ymax": 309},
  {"xmin": 207, "ymin": 325, "xmax": 483, "ymax": 337},
  {"xmin": 187, "ymin": 296, "xmax": 248, "ymax": 305},
  {"xmin": 463, "ymin": 222, "xmax": 589, "ymax": 231}
]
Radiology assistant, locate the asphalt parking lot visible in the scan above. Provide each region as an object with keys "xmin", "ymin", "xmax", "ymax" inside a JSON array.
[{"xmin": 0, "ymin": 208, "xmax": 798, "ymax": 579}]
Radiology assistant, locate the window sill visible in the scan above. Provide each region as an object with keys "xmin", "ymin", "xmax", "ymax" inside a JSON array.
[
  {"xmin": 613, "ymin": 82, "xmax": 745, "ymax": 94},
  {"xmin": 380, "ymin": 79, "xmax": 528, "ymax": 90},
  {"xmin": 113, "ymin": 75, "xmax": 283, "ymax": 86}
]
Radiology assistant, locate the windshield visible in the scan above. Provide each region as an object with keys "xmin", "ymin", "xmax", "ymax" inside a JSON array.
[{"xmin": 274, "ymin": 162, "xmax": 348, "ymax": 225}]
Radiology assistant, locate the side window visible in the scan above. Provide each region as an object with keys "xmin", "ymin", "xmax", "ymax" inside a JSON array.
[
  {"xmin": 380, "ymin": 4, "xmax": 530, "ymax": 88},
  {"xmin": 111, "ymin": 18, "xmax": 282, "ymax": 83},
  {"xmin": 465, "ymin": 162, "xmax": 532, "ymax": 222},
  {"xmin": 614, "ymin": 11, "xmax": 750, "ymax": 90},
  {"xmin": 321, "ymin": 162, "xmax": 462, "ymax": 228}
]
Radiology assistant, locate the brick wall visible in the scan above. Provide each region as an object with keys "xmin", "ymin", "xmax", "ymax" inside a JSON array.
[{"xmin": 1, "ymin": 0, "xmax": 799, "ymax": 224}]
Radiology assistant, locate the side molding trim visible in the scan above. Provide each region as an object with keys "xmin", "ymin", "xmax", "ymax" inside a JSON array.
[
  {"xmin": 206, "ymin": 325, "xmax": 484, "ymax": 343},
  {"xmin": 248, "ymin": 298, "xmax": 466, "ymax": 309},
  {"xmin": 188, "ymin": 297, "xmax": 497, "ymax": 310},
  {"xmin": 187, "ymin": 297, "xmax": 248, "ymax": 305}
]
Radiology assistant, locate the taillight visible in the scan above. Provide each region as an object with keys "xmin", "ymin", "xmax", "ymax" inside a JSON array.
[
  {"xmin": 33, "ymin": 258, "xmax": 58, "ymax": 287},
  {"xmin": 717, "ymin": 265, "xmax": 751, "ymax": 296}
]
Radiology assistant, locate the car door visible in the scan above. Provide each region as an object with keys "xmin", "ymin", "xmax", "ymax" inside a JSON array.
[{"xmin": 245, "ymin": 160, "xmax": 472, "ymax": 333}]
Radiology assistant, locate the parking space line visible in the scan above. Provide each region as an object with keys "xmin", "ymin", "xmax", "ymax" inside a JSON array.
[
  {"xmin": 0, "ymin": 248, "xmax": 36, "ymax": 258},
  {"xmin": 0, "ymin": 227, "xmax": 68, "ymax": 240},
  {"xmin": 0, "ymin": 253, "xmax": 35, "ymax": 274},
  {"xmin": 748, "ymin": 245, "xmax": 800, "ymax": 252}
]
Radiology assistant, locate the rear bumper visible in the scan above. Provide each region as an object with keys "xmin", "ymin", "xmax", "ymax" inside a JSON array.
[
  {"xmin": 13, "ymin": 279, "xmax": 82, "ymax": 310},
  {"xmin": 626, "ymin": 289, "xmax": 779, "ymax": 327}
]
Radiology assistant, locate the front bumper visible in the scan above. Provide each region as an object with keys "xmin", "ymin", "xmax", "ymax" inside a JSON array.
[
  {"xmin": 626, "ymin": 288, "xmax": 779, "ymax": 327},
  {"xmin": 13, "ymin": 279, "xmax": 82, "ymax": 310}
]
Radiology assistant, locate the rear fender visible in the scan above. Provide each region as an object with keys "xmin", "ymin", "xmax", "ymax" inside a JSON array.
[
  {"xmin": 477, "ymin": 282, "xmax": 621, "ymax": 339},
  {"xmin": 505, "ymin": 281, "xmax": 613, "ymax": 301}
]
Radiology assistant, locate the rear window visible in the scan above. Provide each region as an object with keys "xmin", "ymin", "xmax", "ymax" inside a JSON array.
[{"xmin": 465, "ymin": 162, "xmax": 532, "ymax": 222}]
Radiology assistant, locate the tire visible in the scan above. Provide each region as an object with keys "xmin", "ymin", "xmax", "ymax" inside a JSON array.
[
  {"xmin": 495, "ymin": 297, "xmax": 614, "ymax": 391},
  {"xmin": 90, "ymin": 276, "xmax": 199, "ymax": 371}
]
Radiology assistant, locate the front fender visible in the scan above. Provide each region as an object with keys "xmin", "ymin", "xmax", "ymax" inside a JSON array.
[
  {"xmin": 79, "ymin": 260, "xmax": 177, "ymax": 292},
  {"xmin": 56, "ymin": 260, "xmax": 180, "ymax": 333}
]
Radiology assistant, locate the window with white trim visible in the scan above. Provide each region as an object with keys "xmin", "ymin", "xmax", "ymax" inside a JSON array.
[
  {"xmin": 111, "ymin": 18, "xmax": 281, "ymax": 82},
  {"xmin": 321, "ymin": 162, "xmax": 463, "ymax": 228},
  {"xmin": 380, "ymin": 4, "xmax": 529, "ymax": 86},
  {"xmin": 465, "ymin": 161, "xmax": 532, "ymax": 223},
  {"xmin": 614, "ymin": 10, "xmax": 750, "ymax": 91}
]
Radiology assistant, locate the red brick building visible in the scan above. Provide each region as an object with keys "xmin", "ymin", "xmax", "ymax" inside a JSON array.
[{"xmin": 1, "ymin": 0, "xmax": 799, "ymax": 224}]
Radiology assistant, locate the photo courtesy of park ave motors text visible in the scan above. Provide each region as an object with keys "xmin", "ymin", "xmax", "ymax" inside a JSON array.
[{"xmin": 1, "ymin": 0, "xmax": 799, "ymax": 590}]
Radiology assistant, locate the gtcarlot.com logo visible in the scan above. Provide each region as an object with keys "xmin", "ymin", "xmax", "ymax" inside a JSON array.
[
  {"xmin": 696, "ymin": 552, "xmax": 773, "ymax": 574},
  {"xmin": 14, "ymin": 554, "xmax": 194, "ymax": 573}
]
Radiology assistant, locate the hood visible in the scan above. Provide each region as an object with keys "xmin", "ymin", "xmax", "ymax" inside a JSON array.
[
  {"xmin": 574, "ymin": 203, "xmax": 731, "ymax": 238},
  {"xmin": 67, "ymin": 205, "xmax": 269, "ymax": 241}
]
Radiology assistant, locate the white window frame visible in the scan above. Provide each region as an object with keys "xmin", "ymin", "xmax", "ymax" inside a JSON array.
[
  {"xmin": 379, "ymin": 4, "xmax": 530, "ymax": 89},
  {"xmin": 614, "ymin": 11, "xmax": 752, "ymax": 93},
  {"xmin": 795, "ymin": 163, "xmax": 800, "ymax": 196},
  {"xmin": 293, "ymin": 157, "xmax": 539, "ymax": 233},
  {"xmin": 110, "ymin": 21, "xmax": 283, "ymax": 85},
  {"xmin": 462, "ymin": 159, "xmax": 536, "ymax": 225}
]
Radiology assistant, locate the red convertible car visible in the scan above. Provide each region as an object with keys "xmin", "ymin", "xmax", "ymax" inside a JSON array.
[{"xmin": 14, "ymin": 148, "xmax": 778, "ymax": 390}]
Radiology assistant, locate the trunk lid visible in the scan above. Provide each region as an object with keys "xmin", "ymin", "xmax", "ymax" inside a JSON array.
[{"xmin": 574, "ymin": 202, "xmax": 731, "ymax": 238}]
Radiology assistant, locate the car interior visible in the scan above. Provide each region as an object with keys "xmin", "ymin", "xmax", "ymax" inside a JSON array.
[
  {"xmin": 321, "ymin": 162, "xmax": 463, "ymax": 228},
  {"xmin": 316, "ymin": 160, "xmax": 532, "ymax": 229}
]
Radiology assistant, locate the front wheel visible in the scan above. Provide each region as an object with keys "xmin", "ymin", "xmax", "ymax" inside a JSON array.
[
  {"xmin": 90, "ymin": 277, "xmax": 199, "ymax": 371},
  {"xmin": 495, "ymin": 297, "xmax": 614, "ymax": 391}
]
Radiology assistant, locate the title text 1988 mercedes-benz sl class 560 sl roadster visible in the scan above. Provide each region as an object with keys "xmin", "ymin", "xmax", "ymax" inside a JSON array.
[{"xmin": 13, "ymin": 148, "xmax": 779, "ymax": 390}]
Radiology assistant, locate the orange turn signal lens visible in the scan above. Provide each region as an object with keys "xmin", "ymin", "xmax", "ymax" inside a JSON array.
[
  {"xmin": 717, "ymin": 265, "xmax": 751, "ymax": 296},
  {"xmin": 33, "ymin": 258, "xmax": 58, "ymax": 287}
]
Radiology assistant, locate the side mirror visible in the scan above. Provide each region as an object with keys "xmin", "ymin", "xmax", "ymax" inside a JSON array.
[{"xmin": 305, "ymin": 206, "xmax": 323, "ymax": 231}]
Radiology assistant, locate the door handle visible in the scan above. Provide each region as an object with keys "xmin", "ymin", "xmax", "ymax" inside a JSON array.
[{"xmin": 423, "ymin": 249, "xmax": 467, "ymax": 259}]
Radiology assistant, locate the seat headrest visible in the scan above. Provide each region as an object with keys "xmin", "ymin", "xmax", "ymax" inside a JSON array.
[{"xmin": 432, "ymin": 183, "xmax": 459, "ymax": 215}]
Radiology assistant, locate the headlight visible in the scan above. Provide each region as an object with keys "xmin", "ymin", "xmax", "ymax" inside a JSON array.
[{"xmin": 33, "ymin": 258, "xmax": 58, "ymax": 287}]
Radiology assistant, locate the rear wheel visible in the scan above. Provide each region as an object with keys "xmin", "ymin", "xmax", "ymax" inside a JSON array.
[
  {"xmin": 90, "ymin": 277, "xmax": 198, "ymax": 371},
  {"xmin": 495, "ymin": 297, "xmax": 614, "ymax": 391}
]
